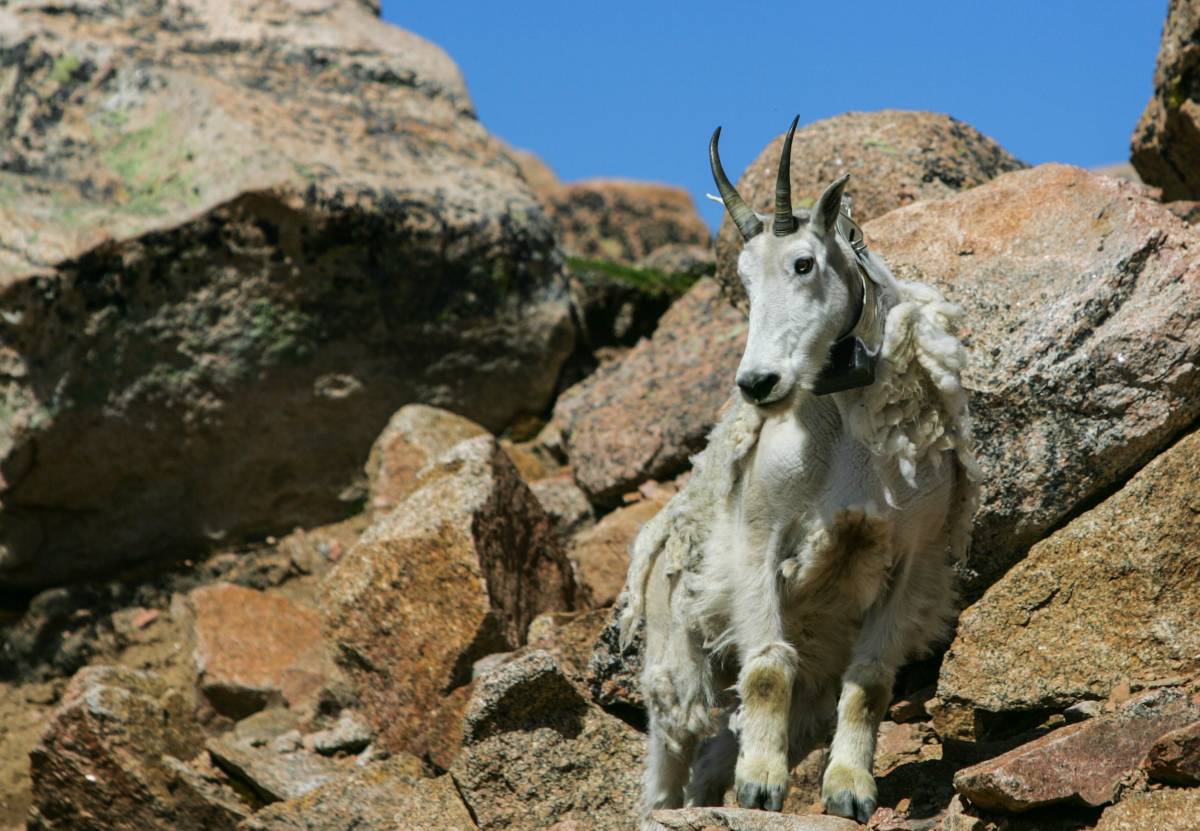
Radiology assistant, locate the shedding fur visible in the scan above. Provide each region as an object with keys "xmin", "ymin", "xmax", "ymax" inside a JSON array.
[{"xmin": 620, "ymin": 172, "xmax": 980, "ymax": 827}]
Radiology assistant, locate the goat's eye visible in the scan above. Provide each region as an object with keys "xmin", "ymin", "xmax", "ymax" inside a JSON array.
[{"xmin": 793, "ymin": 256, "xmax": 814, "ymax": 275}]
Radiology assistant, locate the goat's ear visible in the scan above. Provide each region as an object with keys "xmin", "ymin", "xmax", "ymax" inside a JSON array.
[{"xmin": 810, "ymin": 173, "xmax": 850, "ymax": 237}]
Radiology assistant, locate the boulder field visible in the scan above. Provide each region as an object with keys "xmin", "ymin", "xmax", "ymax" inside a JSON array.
[{"xmin": 3, "ymin": 2, "xmax": 1200, "ymax": 831}]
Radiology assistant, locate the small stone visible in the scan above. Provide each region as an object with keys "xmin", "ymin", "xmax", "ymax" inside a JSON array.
[
  {"xmin": 952, "ymin": 688, "xmax": 1200, "ymax": 812},
  {"xmin": 132, "ymin": 608, "xmax": 160, "ymax": 629},
  {"xmin": 308, "ymin": 711, "xmax": 375, "ymax": 757},
  {"xmin": 364, "ymin": 405, "xmax": 489, "ymax": 516},
  {"xmin": 651, "ymin": 806, "xmax": 860, "ymax": 830},
  {"xmin": 1065, "ymin": 700, "xmax": 1103, "ymax": 723},
  {"xmin": 1143, "ymin": 719, "xmax": 1200, "ymax": 785},
  {"xmin": 240, "ymin": 757, "xmax": 474, "ymax": 831},
  {"xmin": 189, "ymin": 583, "xmax": 341, "ymax": 720},
  {"xmin": 207, "ymin": 735, "xmax": 343, "ymax": 804}
]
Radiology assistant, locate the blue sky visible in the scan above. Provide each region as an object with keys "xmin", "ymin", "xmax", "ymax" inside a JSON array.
[{"xmin": 382, "ymin": 2, "xmax": 1164, "ymax": 230}]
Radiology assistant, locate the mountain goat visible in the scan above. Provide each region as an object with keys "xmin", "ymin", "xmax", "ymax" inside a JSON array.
[{"xmin": 620, "ymin": 117, "xmax": 980, "ymax": 825}]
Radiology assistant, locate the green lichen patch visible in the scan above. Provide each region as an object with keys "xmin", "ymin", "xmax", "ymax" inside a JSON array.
[
  {"xmin": 50, "ymin": 54, "xmax": 81, "ymax": 85},
  {"xmin": 567, "ymin": 256, "xmax": 705, "ymax": 296},
  {"xmin": 863, "ymin": 137, "xmax": 900, "ymax": 155},
  {"xmin": 98, "ymin": 112, "xmax": 202, "ymax": 215}
]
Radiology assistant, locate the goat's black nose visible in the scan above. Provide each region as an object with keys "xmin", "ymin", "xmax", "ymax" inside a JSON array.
[{"xmin": 737, "ymin": 371, "xmax": 780, "ymax": 403}]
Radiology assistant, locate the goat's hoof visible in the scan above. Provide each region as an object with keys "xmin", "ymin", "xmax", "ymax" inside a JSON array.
[
  {"xmin": 734, "ymin": 754, "xmax": 788, "ymax": 811},
  {"xmin": 822, "ymin": 762, "xmax": 877, "ymax": 823}
]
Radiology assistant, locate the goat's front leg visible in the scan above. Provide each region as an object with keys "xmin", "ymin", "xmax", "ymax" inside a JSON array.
[
  {"xmin": 822, "ymin": 661, "xmax": 892, "ymax": 823},
  {"xmin": 731, "ymin": 532, "xmax": 796, "ymax": 811}
]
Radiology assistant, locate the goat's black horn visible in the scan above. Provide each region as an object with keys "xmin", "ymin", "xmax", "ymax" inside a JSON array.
[
  {"xmin": 709, "ymin": 127, "xmax": 763, "ymax": 241},
  {"xmin": 774, "ymin": 115, "xmax": 800, "ymax": 236}
]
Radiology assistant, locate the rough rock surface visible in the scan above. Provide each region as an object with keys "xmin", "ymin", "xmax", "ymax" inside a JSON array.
[
  {"xmin": 1144, "ymin": 720, "xmax": 1200, "ymax": 785},
  {"xmin": 935, "ymin": 429, "xmax": 1200, "ymax": 738},
  {"xmin": 0, "ymin": 0, "xmax": 574, "ymax": 589},
  {"xmin": 1131, "ymin": 0, "xmax": 1200, "ymax": 200},
  {"xmin": 525, "ymin": 608, "xmax": 611, "ymax": 687},
  {"xmin": 651, "ymin": 808, "xmax": 859, "ymax": 830},
  {"xmin": 952, "ymin": 689, "xmax": 1200, "ymax": 812},
  {"xmin": 189, "ymin": 582, "xmax": 340, "ymax": 719},
  {"xmin": 1094, "ymin": 786, "xmax": 1200, "ymax": 831},
  {"xmin": 546, "ymin": 179, "xmax": 709, "ymax": 266},
  {"xmin": 715, "ymin": 110, "xmax": 1025, "ymax": 309},
  {"xmin": 206, "ymin": 734, "xmax": 343, "ymax": 804},
  {"xmin": 364, "ymin": 404, "xmax": 488, "ymax": 516},
  {"xmin": 529, "ymin": 473, "xmax": 595, "ymax": 545},
  {"xmin": 323, "ymin": 436, "xmax": 577, "ymax": 763},
  {"xmin": 450, "ymin": 651, "xmax": 642, "ymax": 830},
  {"xmin": 567, "ymin": 489, "xmax": 671, "ymax": 607},
  {"xmin": 866, "ymin": 164, "xmax": 1200, "ymax": 595},
  {"xmin": 27, "ymin": 665, "xmax": 232, "ymax": 831},
  {"xmin": 241, "ymin": 758, "xmax": 475, "ymax": 831},
  {"xmin": 553, "ymin": 278, "xmax": 746, "ymax": 506},
  {"xmin": 588, "ymin": 603, "xmax": 645, "ymax": 715}
]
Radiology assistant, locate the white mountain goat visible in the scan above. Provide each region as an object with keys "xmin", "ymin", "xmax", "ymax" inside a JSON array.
[{"xmin": 620, "ymin": 117, "xmax": 980, "ymax": 824}]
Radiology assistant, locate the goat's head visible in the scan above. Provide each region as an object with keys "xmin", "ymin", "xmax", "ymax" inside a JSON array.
[{"xmin": 712, "ymin": 118, "xmax": 869, "ymax": 406}]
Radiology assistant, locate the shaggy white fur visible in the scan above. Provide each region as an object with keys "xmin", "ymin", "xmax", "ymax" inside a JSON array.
[{"xmin": 619, "ymin": 230, "xmax": 980, "ymax": 826}]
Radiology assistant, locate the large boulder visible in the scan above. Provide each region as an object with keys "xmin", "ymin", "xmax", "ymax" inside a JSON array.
[
  {"xmin": 715, "ymin": 110, "xmax": 1025, "ymax": 308},
  {"xmin": 552, "ymin": 278, "xmax": 745, "ymax": 506},
  {"xmin": 449, "ymin": 651, "xmax": 642, "ymax": 831},
  {"xmin": 1131, "ymin": 0, "xmax": 1200, "ymax": 200},
  {"xmin": 567, "ymin": 484, "xmax": 674, "ymax": 607},
  {"xmin": 322, "ymin": 436, "xmax": 577, "ymax": 765},
  {"xmin": 27, "ymin": 665, "xmax": 244, "ymax": 830},
  {"xmin": 933, "ymin": 427, "xmax": 1200, "ymax": 740},
  {"xmin": 546, "ymin": 179, "xmax": 709, "ymax": 266},
  {"xmin": 0, "ymin": 0, "xmax": 574, "ymax": 589},
  {"xmin": 866, "ymin": 163, "xmax": 1200, "ymax": 595}
]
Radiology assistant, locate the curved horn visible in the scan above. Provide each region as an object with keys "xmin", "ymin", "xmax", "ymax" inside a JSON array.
[
  {"xmin": 773, "ymin": 115, "xmax": 800, "ymax": 236},
  {"xmin": 709, "ymin": 127, "xmax": 762, "ymax": 241}
]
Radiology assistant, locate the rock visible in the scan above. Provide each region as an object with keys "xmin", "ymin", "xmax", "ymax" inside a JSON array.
[
  {"xmin": 934, "ymin": 428, "xmax": 1200, "ymax": 738},
  {"xmin": 207, "ymin": 734, "xmax": 343, "ymax": 804},
  {"xmin": 26, "ymin": 665, "xmax": 235, "ymax": 830},
  {"xmin": 364, "ymin": 405, "xmax": 489, "ymax": 516},
  {"xmin": 567, "ymin": 490, "xmax": 670, "ymax": 607},
  {"xmin": 0, "ymin": 0, "xmax": 574, "ymax": 589},
  {"xmin": 529, "ymin": 473, "xmax": 596, "ymax": 545},
  {"xmin": 450, "ymin": 651, "xmax": 642, "ymax": 830},
  {"xmin": 240, "ymin": 757, "xmax": 475, "ymax": 831},
  {"xmin": 189, "ymin": 583, "xmax": 341, "ymax": 719},
  {"xmin": 1094, "ymin": 787, "xmax": 1200, "ymax": 831},
  {"xmin": 323, "ymin": 435, "xmax": 577, "ymax": 763},
  {"xmin": 526, "ymin": 608, "xmax": 611, "ymax": 686},
  {"xmin": 587, "ymin": 603, "xmax": 645, "ymax": 716},
  {"xmin": 639, "ymin": 243, "xmax": 716, "ymax": 280},
  {"xmin": 1144, "ymin": 720, "xmax": 1200, "ymax": 785},
  {"xmin": 553, "ymin": 278, "xmax": 746, "ymax": 506},
  {"xmin": 508, "ymin": 145, "xmax": 561, "ymax": 203},
  {"xmin": 1131, "ymin": 0, "xmax": 1200, "ymax": 200},
  {"xmin": 951, "ymin": 689, "xmax": 1200, "ymax": 812},
  {"xmin": 161, "ymin": 754, "xmax": 252, "ymax": 829},
  {"xmin": 865, "ymin": 164, "xmax": 1200, "ymax": 595},
  {"xmin": 565, "ymin": 258, "xmax": 689, "ymax": 355},
  {"xmin": 651, "ymin": 807, "xmax": 860, "ymax": 830},
  {"xmin": 546, "ymin": 179, "xmax": 709, "ymax": 266},
  {"xmin": 1168, "ymin": 200, "xmax": 1200, "ymax": 224},
  {"xmin": 1064, "ymin": 701, "xmax": 1104, "ymax": 723},
  {"xmin": 307, "ymin": 711, "xmax": 375, "ymax": 757},
  {"xmin": 715, "ymin": 110, "xmax": 1025, "ymax": 309}
]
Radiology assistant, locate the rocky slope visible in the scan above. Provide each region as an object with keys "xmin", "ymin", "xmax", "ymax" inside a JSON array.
[{"xmin": 3, "ymin": 2, "xmax": 1200, "ymax": 831}]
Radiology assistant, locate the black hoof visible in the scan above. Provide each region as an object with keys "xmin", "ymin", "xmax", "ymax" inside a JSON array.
[
  {"xmin": 736, "ymin": 781, "xmax": 786, "ymax": 811},
  {"xmin": 825, "ymin": 790, "xmax": 876, "ymax": 824}
]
